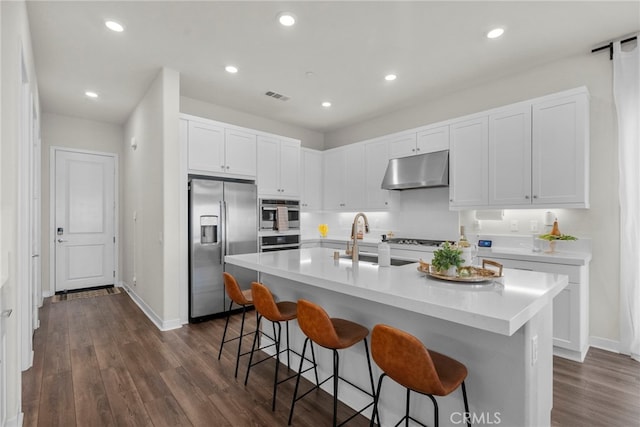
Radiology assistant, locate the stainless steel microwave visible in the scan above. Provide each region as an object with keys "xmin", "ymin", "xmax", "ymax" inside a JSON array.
[{"xmin": 259, "ymin": 199, "xmax": 300, "ymax": 230}]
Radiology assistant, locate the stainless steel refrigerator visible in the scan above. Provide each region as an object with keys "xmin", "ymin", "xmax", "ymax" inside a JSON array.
[{"xmin": 188, "ymin": 178, "xmax": 257, "ymax": 321}]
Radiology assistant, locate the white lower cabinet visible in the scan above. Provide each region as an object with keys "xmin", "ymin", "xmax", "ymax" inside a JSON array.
[{"xmin": 485, "ymin": 256, "xmax": 589, "ymax": 362}]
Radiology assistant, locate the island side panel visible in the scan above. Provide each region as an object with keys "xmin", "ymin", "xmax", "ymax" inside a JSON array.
[{"xmin": 261, "ymin": 273, "xmax": 553, "ymax": 427}]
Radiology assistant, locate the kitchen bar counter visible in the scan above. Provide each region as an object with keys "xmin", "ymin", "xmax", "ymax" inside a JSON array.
[
  {"xmin": 225, "ymin": 247, "xmax": 566, "ymax": 426},
  {"xmin": 226, "ymin": 247, "xmax": 567, "ymax": 336}
]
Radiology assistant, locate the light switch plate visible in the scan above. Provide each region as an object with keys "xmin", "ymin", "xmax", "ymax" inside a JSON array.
[
  {"xmin": 530, "ymin": 220, "xmax": 539, "ymax": 233},
  {"xmin": 510, "ymin": 220, "xmax": 519, "ymax": 232}
]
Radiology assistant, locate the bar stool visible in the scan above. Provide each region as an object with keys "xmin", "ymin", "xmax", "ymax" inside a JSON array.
[
  {"xmin": 217, "ymin": 272, "xmax": 256, "ymax": 378},
  {"xmin": 245, "ymin": 282, "xmax": 317, "ymax": 411},
  {"xmin": 288, "ymin": 299, "xmax": 376, "ymax": 427},
  {"xmin": 370, "ymin": 324, "xmax": 471, "ymax": 427}
]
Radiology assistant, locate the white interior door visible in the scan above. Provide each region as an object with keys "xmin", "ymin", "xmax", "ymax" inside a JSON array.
[{"xmin": 54, "ymin": 150, "xmax": 115, "ymax": 292}]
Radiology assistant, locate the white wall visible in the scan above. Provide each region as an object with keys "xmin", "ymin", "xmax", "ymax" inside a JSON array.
[
  {"xmin": 123, "ymin": 68, "xmax": 181, "ymax": 329},
  {"xmin": 0, "ymin": 0, "xmax": 40, "ymax": 423},
  {"xmin": 180, "ymin": 95, "xmax": 325, "ymax": 150},
  {"xmin": 325, "ymin": 52, "xmax": 620, "ymax": 344},
  {"xmin": 40, "ymin": 113, "xmax": 124, "ymax": 296}
]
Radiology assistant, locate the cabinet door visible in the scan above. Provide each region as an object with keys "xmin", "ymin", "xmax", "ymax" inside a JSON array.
[
  {"xmin": 225, "ymin": 128, "xmax": 256, "ymax": 177},
  {"xmin": 365, "ymin": 139, "xmax": 392, "ymax": 209},
  {"xmin": 188, "ymin": 121, "xmax": 225, "ymax": 173},
  {"xmin": 279, "ymin": 140, "xmax": 301, "ymax": 197},
  {"xmin": 256, "ymin": 135, "xmax": 281, "ymax": 196},
  {"xmin": 323, "ymin": 149, "xmax": 345, "ymax": 210},
  {"xmin": 417, "ymin": 125, "xmax": 449, "ymax": 154},
  {"xmin": 532, "ymin": 93, "xmax": 588, "ymax": 206},
  {"xmin": 301, "ymin": 149, "xmax": 323, "ymax": 210},
  {"xmin": 388, "ymin": 133, "xmax": 418, "ymax": 158},
  {"xmin": 449, "ymin": 117, "xmax": 489, "ymax": 208},
  {"xmin": 489, "ymin": 106, "xmax": 532, "ymax": 206},
  {"xmin": 343, "ymin": 144, "xmax": 365, "ymax": 210}
]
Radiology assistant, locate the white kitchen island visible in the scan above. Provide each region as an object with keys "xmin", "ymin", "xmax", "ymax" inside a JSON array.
[{"xmin": 225, "ymin": 247, "xmax": 568, "ymax": 427}]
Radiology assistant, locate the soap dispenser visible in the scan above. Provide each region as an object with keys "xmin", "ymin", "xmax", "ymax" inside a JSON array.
[{"xmin": 378, "ymin": 235, "xmax": 391, "ymax": 267}]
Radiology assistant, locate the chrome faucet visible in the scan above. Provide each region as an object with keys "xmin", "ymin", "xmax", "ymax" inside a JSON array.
[{"xmin": 346, "ymin": 212, "xmax": 369, "ymax": 262}]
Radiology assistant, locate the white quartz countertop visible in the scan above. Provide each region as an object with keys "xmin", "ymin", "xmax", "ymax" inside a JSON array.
[
  {"xmin": 478, "ymin": 247, "xmax": 591, "ymax": 265},
  {"xmin": 225, "ymin": 247, "xmax": 568, "ymax": 336}
]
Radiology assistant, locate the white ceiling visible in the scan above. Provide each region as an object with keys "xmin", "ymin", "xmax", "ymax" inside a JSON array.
[{"xmin": 26, "ymin": 1, "xmax": 639, "ymax": 133}]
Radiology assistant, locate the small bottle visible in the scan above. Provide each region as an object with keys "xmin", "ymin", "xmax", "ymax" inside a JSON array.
[
  {"xmin": 378, "ymin": 235, "xmax": 391, "ymax": 267},
  {"xmin": 458, "ymin": 226, "xmax": 470, "ymax": 248}
]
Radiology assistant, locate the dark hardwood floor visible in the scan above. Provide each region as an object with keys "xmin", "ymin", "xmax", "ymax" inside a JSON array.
[{"xmin": 23, "ymin": 292, "xmax": 640, "ymax": 426}]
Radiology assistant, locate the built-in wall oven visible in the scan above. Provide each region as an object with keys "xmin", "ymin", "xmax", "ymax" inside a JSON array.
[
  {"xmin": 260, "ymin": 234, "xmax": 301, "ymax": 252},
  {"xmin": 259, "ymin": 199, "xmax": 300, "ymax": 231}
]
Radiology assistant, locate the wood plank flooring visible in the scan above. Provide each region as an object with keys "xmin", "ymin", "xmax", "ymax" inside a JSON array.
[{"xmin": 23, "ymin": 292, "xmax": 640, "ymax": 426}]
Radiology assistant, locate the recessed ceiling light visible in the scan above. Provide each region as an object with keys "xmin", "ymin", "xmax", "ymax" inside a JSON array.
[
  {"xmin": 85, "ymin": 91, "xmax": 99, "ymax": 99},
  {"xmin": 487, "ymin": 28, "xmax": 504, "ymax": 39},
  {"xmin": 225, "ymin": 65, "xmax": 238, "ymax": 74},
  {"xmin": 385, "ymin": 74, "xmax": 397, "ymax": 81},
  {"xmin": 278, "ymin": 12, "xmax": 296, "ymax": 27},
  {"xmin": 105, "ymin": 20, "xmax": 124, "ymax": 32},
  {"xmin": 322, "ymin": 101, "xmax": 332, "ymax": 108}
]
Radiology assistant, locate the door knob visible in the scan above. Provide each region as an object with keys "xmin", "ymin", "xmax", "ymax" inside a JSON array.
[
  {"xmin": 1, "ymin": 309, "xmax": 12, "ymax": 318},
  {"xmin": 57, "ymin": 239, "xmax": 67, "ymax": 243}
]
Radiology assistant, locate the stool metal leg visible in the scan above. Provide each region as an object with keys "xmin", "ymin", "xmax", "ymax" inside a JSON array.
[
  {"xmin": 288, "ymin": 337, "xmax": 309, "ymax": 425},
  {"xmin": 461, "ymin": 381, "xmax": 471, "ymax": 427},
  {"xmin": 370, "ymin": 374, "xmax": 387, "ymax": 427},
  {"xmin": 333, "ymin": 349, "xmax": 340, "ymax": 427},
  {"xmin": 217, "ymin": 300, "xmax": 234, "ymax": 360},
  {"xmin": 405, "ymin": 388, "xmax": 411, "ymax": 427},
  {"xmin": 427, "ymin": 394, "xmax": 439, "ymax": 427},
  {"xmin": 233, "ymin": 305, "xmax": 248, "ymax": 378},
  {"xmin": 244, "ymin": 314, "xmax": 262, "ymax": 386},
  {"xmin": 272, "ymin": 321, "xmax": 282, "ymax": 411}
]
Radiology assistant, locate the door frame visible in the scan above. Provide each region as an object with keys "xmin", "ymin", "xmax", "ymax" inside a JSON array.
[{"xmin": 49, "ymin": 147, "xmax": 119, "ymax": 294}]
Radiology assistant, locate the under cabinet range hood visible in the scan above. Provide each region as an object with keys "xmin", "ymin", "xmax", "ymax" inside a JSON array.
[{"xmin": 381, "ymin": 150, "xmax": 449, "ymax": 190}]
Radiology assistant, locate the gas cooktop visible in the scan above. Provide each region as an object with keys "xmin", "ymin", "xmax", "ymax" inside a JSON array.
[{"xmin": 386, "ymin": 238, "xmax": 454, "ymax": 247}]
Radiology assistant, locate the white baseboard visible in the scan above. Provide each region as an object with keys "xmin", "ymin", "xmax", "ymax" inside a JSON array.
[
  {"xmin": 121, "ymin": 282, "xmax": 182, "ymax": 332},
  {"xmin": 589, "ymin": 336, "xmax": 620, "ymax": 353},
  {"xmin": 553, "ymin": 345, "xmax": 588, "ymax": 362},
  {"xmin": 6, "ymin": 411, "xmax": 23, "ymax": 427}
]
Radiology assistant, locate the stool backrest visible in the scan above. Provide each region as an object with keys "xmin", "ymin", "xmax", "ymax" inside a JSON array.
[
  {"xmin": 371, "ymin": 324, "xmax": 446, "ymax": 395},
  {"xmin": 251, "ymin": 282, "xmax": 283, "ymax": 322},
  {"xmin": 223, "ymin": 272, "xmax": 251, "ymax": 305},
  {"xmin": 297, "ymin": 299, "xmax": 341, "ymax": 349}
]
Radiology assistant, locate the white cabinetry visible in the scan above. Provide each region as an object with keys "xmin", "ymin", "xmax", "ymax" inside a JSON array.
[
  {"xmin": 301, "ymin": 148, "xmax": 323, "ymax": 210},
  {"xmin": 323, "ymin": 145, "xmax": 365, "ymax": 210},
  {"xmin": 532, "ymin": 92, "xmax": 589, "ymax": 207},
  {"xmin": 388, "ymin": 133, "xmax": 418, "ymax": 158},
  {"xmin": 489, "ymin": 104, "xmax": 532, "ymax": 206},
  {"xmin": 186, "ymin": 119, "xmax": 257, "ymax": 178},
  {"xmin": 449, "ymin": 116, "xmax": 489, "ymax": 208},
  {"xmin": 417, "ymin": 125, "xmax": 449, "ymax": 154},
  {"xmin": 365, "ymin": 139, "xmax": 394, "ymax": 209},
  {"xmin": 486, "ymin": 255, "xmax": 589, "ymax": 362},
  {"xmin": 257, "ymin": 136, "xmax": 300, "ymax": 198}
]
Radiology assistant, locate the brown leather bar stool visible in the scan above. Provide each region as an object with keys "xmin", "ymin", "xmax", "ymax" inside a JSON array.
[
  {"xmin": 370, "ymin": 324, "xmax": 471, "ymax": 427},
  {"xmin": 245, "ymin": 282, "xmax": 318, "ymax": 411},
  {"xmin": 217, "ymin": 272, "xmax": 256, "ymax": 378},
  {"xmin": 288, "ymin": 299, "xmax": 377, "ymax": 427}
]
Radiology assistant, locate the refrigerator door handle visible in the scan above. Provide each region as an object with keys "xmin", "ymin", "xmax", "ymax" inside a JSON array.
[{"xmin": 220, "ymin": 201, "xmax": 225, "ymax": 264}]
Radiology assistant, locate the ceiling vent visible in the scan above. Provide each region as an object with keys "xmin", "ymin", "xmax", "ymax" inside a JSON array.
[{"xmin": 264, "ymin": 91, "xmax": 290, "ymax": 102}]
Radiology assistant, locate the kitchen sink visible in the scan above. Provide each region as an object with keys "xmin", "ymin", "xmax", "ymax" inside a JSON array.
[{"xmin": 339, "ymin": 253, "xmax": 415, "ymax": 266}]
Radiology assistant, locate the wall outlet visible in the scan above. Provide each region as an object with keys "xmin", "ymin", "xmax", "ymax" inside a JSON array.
[
  {"xmin": 530, "ymin": 220, "xmax": 539, "ymax": 233},
  {"xmin": 531, "ymin": 335, "xmax": 538, "ymax": 365},
  {"xmin": 133, "ymin": 276, "xmax": 137, "ymax": 286},
  {"xmin": 510, "ymin": 220, "xmax": 519, "ymax": 232}
]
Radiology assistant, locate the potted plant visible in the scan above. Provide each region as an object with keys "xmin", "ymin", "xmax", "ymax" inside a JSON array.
[{"xmin": 431, "ymin": 242, "xmax": 463, "ymax": 276}]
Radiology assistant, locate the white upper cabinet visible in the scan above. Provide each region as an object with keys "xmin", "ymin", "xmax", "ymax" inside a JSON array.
[
  {"xmin": 257, "ymin": 135, "xmax": 301, "ymax": 198},
  {"xmin": 532, "ymin": 92, "xmax": 589, "ymax": 207},
  {"xmin": 489, "ymin": 104, "xmax": 532, "ymax": 206},
  {"xmin": 417, "ymin": 125, "xmax": 450, "ymax": 154},
  {"xmin": 225, "ymin": 129, "xmax": 257, "ymax": 177},
  {"xmin": 323, "ymin": 145, "xmax": 365, "ymax": 210},
  {"xmin": 449, "ymin": 116, "xmax": 489, "ymax": 208},
  {"xmin": 365, "ymin": 139, "xmax": 393, "ymax": 209},
  {"xmin": 187, "ymin": 120, "xmax": 225, "ymax": 174},
  {"xmin": 186, "ymin": 119, "xmax": 256, "ymax": 178},
  {"xmin": 301, "ymin": 148, "xmax": 323, "ymax": 210},
  {"xmin": 388, "ymin": 133, "xmax": 418, "ymax": 158}
]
